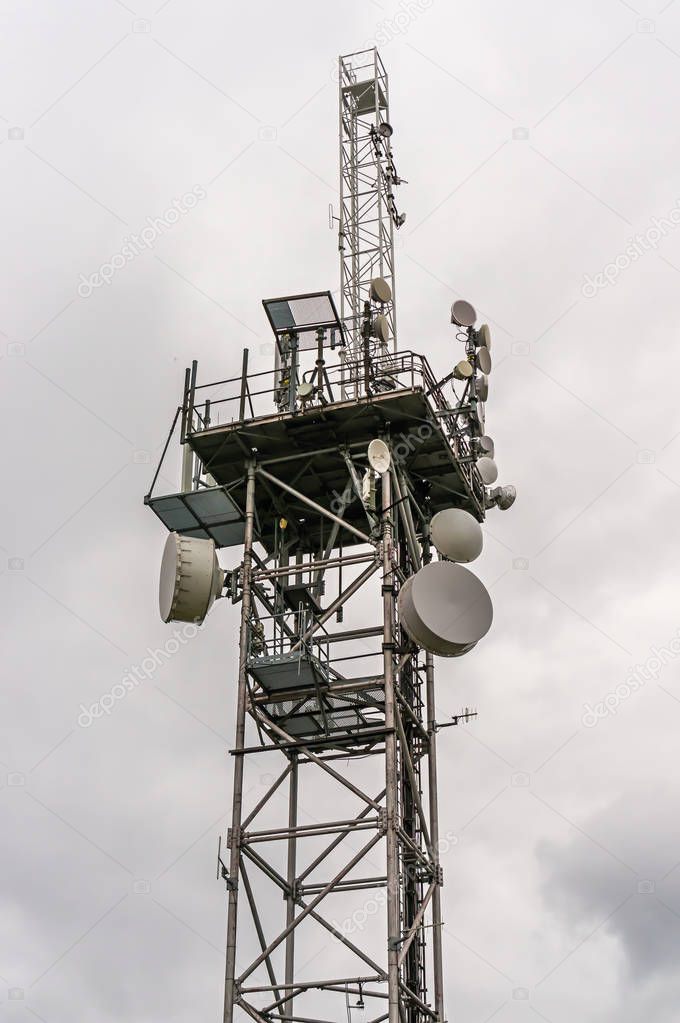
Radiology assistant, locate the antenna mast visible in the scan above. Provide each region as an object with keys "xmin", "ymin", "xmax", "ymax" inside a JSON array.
[{"xmin": 338, "ymin": 49, "xmax": 405, "ymax": 356}]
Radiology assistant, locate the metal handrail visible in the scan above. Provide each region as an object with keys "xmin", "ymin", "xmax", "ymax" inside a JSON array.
[{"xmin": 174, "ymin": 347, "xmax": 485, "ymax": 510}]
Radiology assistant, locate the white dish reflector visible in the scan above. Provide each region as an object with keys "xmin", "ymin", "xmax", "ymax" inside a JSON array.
[
  {"xmin": 451, "ymin": 299, "xmax": 477, "ymax": 328},
  {"xmin": 370, "ymin": 277, "xmax": 392, "ymax": 303},
  {"xmin": 430, "ymin": 508, "xmax": 483, "ymax": 563},
  {"xmin": 367, "ymin": 438, "xmax": 392, "ymax": 474},
  {"xmin": 477, "ymin": 457, "xmax": 498, "ymax": 485},
  {"xmin": 159, "ymin": 533, "xmax": 224, "ymax": 624},
  {"xmin": 398, "ymin": 561, "xmax": 493, "ymax": 657},
  {"xmin": 477, "ymin": 347, "xmax": 492, "ymax": 374}
]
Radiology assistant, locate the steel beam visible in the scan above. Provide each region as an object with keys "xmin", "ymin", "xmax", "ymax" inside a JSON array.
[
  {"xmin": 426, "ymin": 652, "xmax": 444, "ymax": 1020},
  {"xmin": 381, "ymin": 468, "xmax": 400, "ymax": 1023},
  {"xmin": 223, "ymin": 460, "xmax": 256, "ymax": 1023}
]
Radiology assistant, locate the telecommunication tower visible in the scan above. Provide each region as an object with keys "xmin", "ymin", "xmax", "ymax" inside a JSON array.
[{"xmin": 145, "ymin": 46, "xmax": 515, "ymax": 1023}]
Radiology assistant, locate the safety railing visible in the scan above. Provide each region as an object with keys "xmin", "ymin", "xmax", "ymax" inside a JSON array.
[{"xmin": 174, "ymin": 346, "xmax": 484, "ymax": 509}]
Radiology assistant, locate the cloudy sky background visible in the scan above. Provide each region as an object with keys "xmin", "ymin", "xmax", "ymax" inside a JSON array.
[{"xmin": 2, "ymin": 0, "xmax": 680, "ymax": 1021}]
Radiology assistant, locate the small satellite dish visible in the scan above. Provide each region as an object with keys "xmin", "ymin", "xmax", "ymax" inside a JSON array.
[
  {"xmin": 478, "ymin": 435, "xmax": 495, "ymax": 457},
  {"xmin": 367, "ymin": 438, "xmax": 391, "ymax": 474},
  {"xmin": 372, "ymin": 314, "xmax": 389, "ymax": 346},
  {"xmin": 398, "ymin": 561, "xmax": 493, "ymax": 657},
  {"xmin": 159, "ymin": 533, "xmax": 224, "ymax": 625},
  {"xmin": 453, "ymin": 359, "xmax": 473, "ymax": 380},
  {"xmin": 477, "ymin": 323, "xmax": 491, "ymax": 350},
  {"xmin": 430, "ymin": 508, "xmax": 483, "ymax": 563},
  {"xmin": 487, "ymin": 484, "xmax": 516, "ymax": 510},
  {"xmin": 451, "ymin": 299, "xmax": 477, "ymax": 328},
  {"xmin": 476, "ymin": 456, "xmax": 498, "ymax": 485},
  {"xmin": 378, "ymin": 122, "xmax": 393, "ymax": 138},
  {"xmin": 297, "ymin": 381, "xmax": 314, "ymax": 402},
  {"xmin": 477, "ymin": 347, "xmax": 492, "ymax": 375},
  {"xmin": 476, "ymin": 373, "xmax": 489, "ymax": 401},
  {"xmin": 370, "ymin": 277, "xmax": 392, "ymax": 303}
]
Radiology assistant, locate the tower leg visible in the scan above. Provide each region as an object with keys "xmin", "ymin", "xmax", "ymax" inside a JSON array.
[
  {"xmin": 426, "ymin": 652, "xmax": 445, "ymax": 1021},
  {"xmin": 285, "ymin": 755, "xmax": 298, "ymax": 1014},
  {"xmin": 223, "ymin": 460, "xmax": 257, "ymax": 1023},
  {"xmin": 381, "ymin": 468, "xmax": 400, "ymax": 1023}
]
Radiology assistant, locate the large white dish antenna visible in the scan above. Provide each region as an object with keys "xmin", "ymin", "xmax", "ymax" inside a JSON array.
[
  {"xmin": 398, "ymin": 561, "xmax": 493, "ymax": 657},
  {"xmin": 476, "ymin": 456, "xmax": 498, "ymax": 485},
  {"xmin": 367, "ymin": 438, "xmax": 392, "ymax": 474},
  {"xmin": 476, "ymin": 373, "xmax": 489, "ymax": 401},
  {"xmin": 478, "ymin": 434, "xmax": 495, "ymax": 457},
  {"xmin": 430, "ymin": 508, "xmax": 483, "ymax": 563},
  {"xmin": 477, "ymin": 323, "xmax": 491, "ymax": 350},
  {"xmin": 451, "ymin": 299, "xmax": 477, "ymax": 328},
  {"xmin": 370, "ymin": 277, "xmax": 392, "ymax": 303},
  {"xmin": 159, "ymin": 533, "xmax": 224, "ymax": 624},
  {"xmin": 477, "ymin": 347, "xmax": 492, "ymax": 375}
]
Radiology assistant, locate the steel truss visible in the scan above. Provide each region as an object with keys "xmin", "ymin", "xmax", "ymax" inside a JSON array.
[
  {"xmin": 222, "ymin": 446, "xmax": 445, "ymax": 1023},
  {"xmin": 338, "ymin": 49, "xmax": 402, "ymax": 356}
]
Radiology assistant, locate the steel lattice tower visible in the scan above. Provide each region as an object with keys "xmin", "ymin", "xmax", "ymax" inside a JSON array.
[
  {"xmin": 338, "ymin": 49, "xmax": 404, "ymax": 356},
  {"xmin": 146, "ymin": 46, "xmax": 500, "ymax": 1023}
]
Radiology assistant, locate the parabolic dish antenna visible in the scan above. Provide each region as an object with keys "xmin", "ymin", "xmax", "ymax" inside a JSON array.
[
  {"xmin": 478, "ymin": 323, "xmax": 491, "ymax": 350},
  {"xmin": 297, "ymin": 381, "xmax": 314, "ymax": 401},
  {"xmin": 488, "ymin": 484, "xmax": 516, "ymax": 510},
  {"xmin": 372, "ymin": 314, "xmax": 389, "ymax": 346},
  {"xmin": 453, "ymin": 359, "xmax": 473, "ymax": 380},
  {"xmin": 477, "ymin": 346, "xmax": 492, "ymax": 375},
  {"xmin": 398, "ymin": 561, "xmax": 493, "ymax": 657},
  {"xmin": 159, "ymin": 533, "xmax": 224, "ymax": 625},
  {"xmin": 430, "ymin": 508, "xmax": 483, "ymax": 563},
  {"xmin": 370, "ymin": 277, "xmax": 392, "ymax": 303},
  {"xmin": 476, "ymin": 456, "xmax": 498, "ymax": 485},
  {"xmin": 478, "ymin": 434, "xmax": 495, "ymax": 457},
  {"xmin": 367, "ymin": 438, "xmax": 392, "ymax": 474},
  {"xmin": 451, "ymin": 299, "xmax": 477, "ymax": 328},
  {"xmin": 476, "ymin": 373, "xmax": 489, "ymax": 401}
]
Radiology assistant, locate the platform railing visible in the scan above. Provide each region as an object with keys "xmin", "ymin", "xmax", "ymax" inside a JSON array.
[
  {"xmin": 180, "ymin": 347, "xmax": 485, "ymax": 508},
  {"xmin": 186, "ymin": 349, "xmax": 433, "ymax": 427}
]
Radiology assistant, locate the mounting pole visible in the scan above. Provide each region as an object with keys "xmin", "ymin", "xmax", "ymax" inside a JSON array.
[
  {"xmin": 223, "ymin": 459, "xmax": 256, "ymax": 1023},
  {"xmin": 285, "ymin": 754, "xmax": 298, "ymax": 1012},
  {"xmin": 381, "ymin": 467, "xmax": 400, "ymax": 1023},
  {"xmin": 426, "ymin": 651, "xmax": 444, "ymax": 1020}
]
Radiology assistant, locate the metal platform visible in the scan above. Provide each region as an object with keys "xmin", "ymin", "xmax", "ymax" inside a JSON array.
[
  {"xmin": 186, "ymin": 386, "xmax": 482, "ymax": 551},
  {"xmin": 248, "ymin": 651, "xmax": 386, "ymax": 742}
]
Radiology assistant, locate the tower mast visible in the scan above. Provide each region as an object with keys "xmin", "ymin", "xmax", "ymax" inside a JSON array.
[
  {"xmin": 146, "ymin": 44, "xmax": 514, "ymax": 1023},
  {"xmin": 338, "ymin": 48, "xmax": 405, "ymax": 355}
]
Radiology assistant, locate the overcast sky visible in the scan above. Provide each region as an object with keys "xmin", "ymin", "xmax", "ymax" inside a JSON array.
[{"xmin": 2, "ymin": 1, "xmax": 680, "ymax": 1021}]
